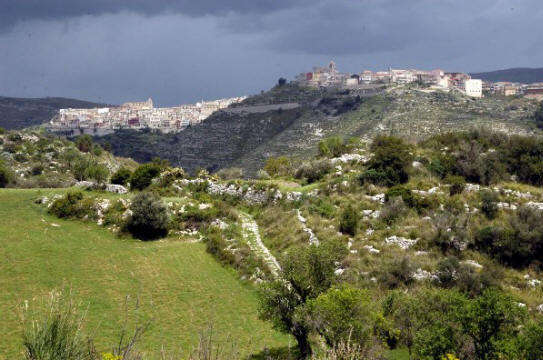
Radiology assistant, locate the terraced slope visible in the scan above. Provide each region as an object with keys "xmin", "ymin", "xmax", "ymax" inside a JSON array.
[
  {"xmin": 0, "ymin": 189, "xmax": 288, "ymax": 359},
  {"xmin": 97, "ymin": 85, "xmax": 541, "ymax": 176}
]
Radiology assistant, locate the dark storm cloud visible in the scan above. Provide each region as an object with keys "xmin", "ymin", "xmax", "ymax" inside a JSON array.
[
  {"xmin": 0, "ymin": 0, "xmax": 314, "ymax": 32},
  {"xmin": 0, "ymin": 0, "xmax": 542, "ymax": 106}
]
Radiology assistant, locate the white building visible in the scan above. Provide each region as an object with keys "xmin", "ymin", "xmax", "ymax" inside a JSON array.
[{"xmin": 463, "ymin": 79, "xmax": 483, "ymax": 98}]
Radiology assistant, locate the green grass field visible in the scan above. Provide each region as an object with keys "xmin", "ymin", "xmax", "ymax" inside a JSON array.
[{"xmin": 0, "ymin": 189, "xmax": 289, "ymax": 359}]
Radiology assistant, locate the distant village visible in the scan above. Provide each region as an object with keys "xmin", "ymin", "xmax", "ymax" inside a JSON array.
[
  {"xmin": 49, "ymin": 61, "xmax": 543, "ymax": 135},
  {"xmin": 295, "ymin": 61, "xmax": 543, "ymax": 100},
  {"xmin": 49, "ymin": 96, "xmax": 246, "ymax": 136}
]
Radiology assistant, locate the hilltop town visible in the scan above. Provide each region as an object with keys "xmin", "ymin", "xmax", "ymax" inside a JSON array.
[
  {"xmin": 47, "ymin": 61, "xmax": 543, "ymax": 136},
  {"xmin": 48, "ymin": 96, "xmax": 246, "ymax": 136},
  {"xmin": 296, "ymin": 61, "xmax": 543, "ymax": 100}
]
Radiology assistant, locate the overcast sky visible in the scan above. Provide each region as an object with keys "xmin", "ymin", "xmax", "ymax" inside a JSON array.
[{"xmin": 1, "ymin": 0, "xmax": 542, "ymax": 106}]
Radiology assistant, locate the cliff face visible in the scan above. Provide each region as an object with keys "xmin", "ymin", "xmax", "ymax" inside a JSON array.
[{"xmin": 0, "ymin": 96, "xmax": 108, "ymax": 130}]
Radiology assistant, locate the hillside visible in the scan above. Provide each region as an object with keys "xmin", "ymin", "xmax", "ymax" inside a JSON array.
[
  {"xmin": 0, "ymin": 188, "xmax": 288, "ymax": 359},
  {"xmin": 0, "ymin": 128, "xmax": 137, "ymax": 188},
  {"xmin": 0, "ymin": 96, "xmax": 107, "ymax": 130},
  {"xmin": 96, "ymin": 84, "xmax": 541, "ymax": 176},
  {"xmin": 11, "ymin": 128, "xmax": 543, "ymax": 359},
  {"xmin": 471, "ymin": 67, "xmax": 543, "ymax": 83}
]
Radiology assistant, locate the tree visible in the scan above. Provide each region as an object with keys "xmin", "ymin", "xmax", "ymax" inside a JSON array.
[
  {"xmin": 259, "ymin": 241, "xmax": 348, "ymax": 358},
  {"xmin": 361, "ymin": 136, "xmax": 412, "ymax": 186},
  {"xmin": 339, "ymin": 205, "xmax": 358, "ymax": 236},
  {"xmin": 480, "ymin": 190, "xmax": 499, "ymax": 219},
  {"xmin": 86, "ymin": 163, "xmax": 109, "ymax": 184},
  {"xmin": 384, "ymin": 289, "xmax": 466, "ymax": 360},
  {"xmin": 278, "ymin": 77, "xmax": 287, "ymax": 86},
  {"xmin": 125, "ymin": 192, "xmax": 169, "ymax": 240},
  {"xmin": 111, "ymin": 167, "xmax": 132, "ymax": 186},
  {"xmin": 130, "ymin": 163, "xmax": 162, "ymax": 190},
  {"xmin": 446, "ymin": 175, "xmax": 466, "ymax": 196},
  {"xmin": 263, "ymin": 156, "xmax": 292, "ymax": 178},
  {"xmin": 459, "ymin": 289, "xmax": 526, "ymax": 360},
  {"xmin": 308, "ymin": 284, "xmax": 377, "ymax": 348},
  {"xmin": 0, "ymin": 163, "xmax": 13, "ymax": 188},
  {"xmin": 75, "ymin": 135, "xmax": 93, "ymax": 153},
  {"xmin": 318, "ymin": 136, "xmax": 348, "ymax": 158},
  {"xmin": 512, "ymin": 320, "xmax": 543, "ymax": 360}
]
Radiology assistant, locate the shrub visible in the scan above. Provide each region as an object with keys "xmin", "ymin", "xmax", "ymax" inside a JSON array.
[
  {"xmin": 31, "ymin": 164, "xmax": 44, "ymax": 176},
  {"xmin": 513, "ymin": 320, "xmax": 543, "ymax": 360},
  {"xmin": 86, "ymin": 163, "xmax": 109, "ymax": 183},
  {"xmin": 474, "ymin": 206, "xmax": 543, "ymax": 268},
  {"xmin": 446, "ymin": 175, "xmax": 466, "ymax": 196},
  {"xmin": 48, "ymin": 191, "xmax": 86, "ymax": 218},
  {"xmin": 308, "ymin": 198, "xmax": 336, "ymax": 218},
  {"xmin": 480, "ymin": 190, "xmax": 499, "ymax": 219},
  {"xmin": 263, "ymin": 156, "xmax": 292, "ymax": 177},
  {"xmin": 91, "ymin": 144, "xmax": 102, "ymax": 156},
  {"xmin": 308, "ymin": 284, "xmax": 377, "ymax": 348},
  {"xmin": 110, "ymin": 167, "xmax": 132, "ymax": 186},
  {"xmin": 294, "ymin": 159, "xmax": 332, "ymax": 183},
  {"xmin": 216, "ymin": 167, "xmax": 244, "ymax": 180},
  {"xmin": 385, "ymin": 185, "xmax": 414, "ymax": 206},
  {"xmin": 362, "ymin": 136, "xmax": 411, "ymax": 186},
  {"xmin": 0, "ymin": 164, "xmax": 13, "ymax": 187},
  {"xmin": 3, "ymin": 142, "xmax": 20, "ymax": 153},
  {"xmin": 435, "ymin": 257, "xmax": 461, "ymax": 288},
  {"xmin": 339, "ymin": 205, "xmax": 358, "ymax": 235},
  {"xmin": 75, "ymin": 135, "xmax": 93, "ymax": 153},
  {"xmin": 14, "ymin": 153, "xmax": 29, "ymax": 162},
  {"xmin": 318, "ymin": 136, "xmax": 348, "ymax": 158},
  {"xmin": 130, "ymin": 163, "xmax": 161, "ymax": 190},
  {"xmin": 125, "ymin": 192, "xmax": 169, "ymax": 240},
  {"xmin": 7, "ymin": 132, "xmax": 22, "ymax": 142},
  {"xmin": 256, "ymin": 169, "xmax": 271, "ymax": 180},
  {"xmin": 379, "ymin": 197, "xmax": 407, "ymax": 224},
  {"xmin": 22, "ymin": 293, "xmax": 96, "ymax": 360},
  {"xmin": 380, "ymin": 257, "xmax": 414, "ymax": 289},
  {"xmin": 459, "ymin": 289, "xmax": 527, "ymax": 360}
]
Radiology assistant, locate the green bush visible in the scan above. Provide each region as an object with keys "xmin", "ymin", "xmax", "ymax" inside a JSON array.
[
  {"xmin": 130, "ymin": 163, "xmax": 162, "ymax": 190},
  {"xmin": 308, "ymin": 284, "xmax": 376, "ymax": 347},
  {"xmin": 263, "ymin": 156, "xmax": 292, "ymax": 178},
  {"xmin": 385, "ymin": 185, "xmax": 414, "ymax": 207},
  {"xmin": 111, "ymin": 167, "xmax": 132, "ymax": 185},
  {"xmin": 480, "ymin": 190, "xmax": 499, "ymax": 219},
  {"xmin": 294, "ymin": 159, "xmax": 332, "ymax": 183},
  {"xmin": 318, "ymin": 136, "xmax": 349, "ymax": 158},
  {"xmin": 48, "ymin": 191, "xmax": 85, "ymax": 218},
  {"xmin": 0, "ymin": 163, "xmax": 13, "ymax": 187},
  {"xmin": 85, "ymin": 163, "xmax": 109, "ymax": 183},
  {"xmin": 7, "ymin": 133, "xmax": 22, "ymax": 142},
  {"xmin": 339, "ymin": 204, "xmax": 358, "ymax": 235},
  {"xmin": 308, "ymin": 198, "xmax": 336, "ymax": 218},
  {"xmin": 75, "ymin": 135, "xmax": 93, "ymax": 153},
  {"xmin": 446, "ymin": 175, "xmax": 466, "ymax": 196},
  {"xmin": 379, "ymin": 257, "xmax": 414, "ymax": 289},
  {"xmin": 474, "ymin": 205, "xmax": 543, "ymax": 268},
  {"xmin": 91, "ymin": 144, "xmax": 102, "ymax": 156},
  {"xmin": 31, "ymin": 164, "xmax": 44, "ymax": 176},
  {"xmin": 125, "ymin": 192, "xmax": 169, "ymax": 240},
  {"xmin": 22, "ymin": 294, "xmax": 96, "ymax": 360},
  {"xmin": 216, "ymin": 167, "xmax": 243, "ymax": 180},
  {"xmin": 361, "ymin": 136, "xmax": 411, "ymax": 186}
]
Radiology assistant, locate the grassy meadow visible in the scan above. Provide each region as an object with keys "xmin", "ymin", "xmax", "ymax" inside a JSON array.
[{"xmin": 0, "ymin": 189, "xmax": 289, "ymax": 359}]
